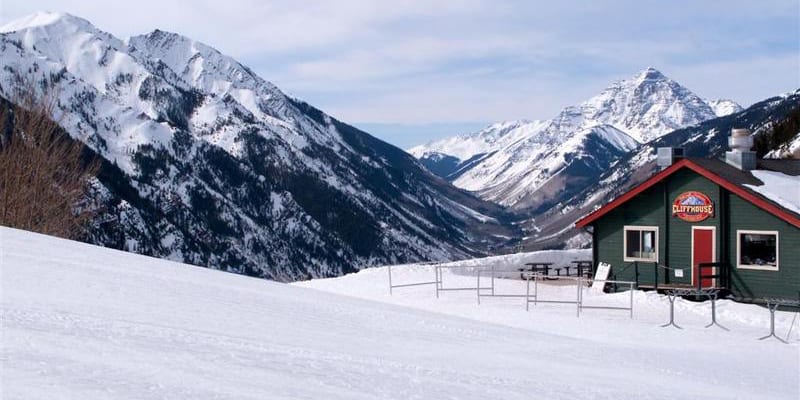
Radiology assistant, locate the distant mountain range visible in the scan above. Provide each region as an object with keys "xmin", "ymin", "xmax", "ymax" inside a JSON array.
[
  {"xmin": 408, "ymin": 67, "xmax": 743, "ymax": 212},
  {"xmin": 1, "ymin": 12, "xmax": 796, "ymax": 275},
  {"xmin": 409, "ymin": 68, "xmax": 798, "ymax": 250},
  {"xmin": 0, "ymin": 12, "xmax": 517, "ymax": 281}
]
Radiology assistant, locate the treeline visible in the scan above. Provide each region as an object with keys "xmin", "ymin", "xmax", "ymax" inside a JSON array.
[{"xmin": 755, "ymin": 104, "xmax": 800, "ymax": 158}]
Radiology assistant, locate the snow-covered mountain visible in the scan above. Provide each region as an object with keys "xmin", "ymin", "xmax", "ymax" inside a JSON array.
[
  {"xmin": 0, "ymin": 12, "xmax": 516, "ymax": 281},
  {"xmin": 411, "ymin": 68, "xmax": 728, "ymax": 210},
  {"xmin": 408, "ymin": 119, "xmax": 540, "ymax": 162},
  {"xmin": 708, "ymin": 99, "xmax": 744, "ymax": 117}
]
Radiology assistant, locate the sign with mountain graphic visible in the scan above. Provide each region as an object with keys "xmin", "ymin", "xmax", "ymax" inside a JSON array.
[{"xmin": 672, "ymin": 191, "xmax": 714, "ymax": 222}]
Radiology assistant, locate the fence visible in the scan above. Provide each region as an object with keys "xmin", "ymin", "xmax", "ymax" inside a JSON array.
[
  {"xmin": 579, "ymin": 279, "xmax": 636, "ymax": 318},
  {"xmin": 389, "ymin": 263, "xmax": 636, "ymax": 318},
  {"xmin": 387, "ymin": 263, "xmax": 797, "ymax": 343},
  {"xmin": 387, "ymin": 262, "xmax": 439, "ymax": 296},
  {"xmin": 388, "ymin": 262, "xmax": 494, "ymax": 298},
  {"xmin": 476, "ymin": 265, "xmax": 530, "ymax": 304}
]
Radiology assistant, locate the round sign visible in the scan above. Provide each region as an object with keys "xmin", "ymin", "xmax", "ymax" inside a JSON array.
[{"xmin": 672, "ymin": 191, "xmax": 714, "ymax": 222}]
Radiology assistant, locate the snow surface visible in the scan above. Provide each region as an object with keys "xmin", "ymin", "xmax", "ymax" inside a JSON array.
[
  {"xmin": 746, "ymin": 170, "xmax": 800, "ymax": 214},
  {"xmin": 2, "ymin": 228, "xmax": 799, "ymax": 399}
]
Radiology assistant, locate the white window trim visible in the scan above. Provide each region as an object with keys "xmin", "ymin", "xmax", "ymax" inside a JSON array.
[
  {"xmin": 623, "ymin": 225, "xmax": 659, "ymax": 263},
  {"xmin": 736, "ymin": 230, "xmax": 779, "ymax": 271}
]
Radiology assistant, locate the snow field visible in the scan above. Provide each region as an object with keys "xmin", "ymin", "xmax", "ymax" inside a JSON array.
[{"xmin": 2, "ymin": 228, "xmax": 798, "ymax": 399}]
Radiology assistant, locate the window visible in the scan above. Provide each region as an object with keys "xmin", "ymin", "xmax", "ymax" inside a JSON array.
[
  {"xmin": 737, "ymin": 230, "xmax": 779, "ymax": 271},
  {"xmin": 624, "ymin": 226, "xmax": 659, "ymax": 262}
]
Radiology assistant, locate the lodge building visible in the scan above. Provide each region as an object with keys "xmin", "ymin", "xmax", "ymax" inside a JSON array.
[{"xmin": 576, "ymin": 129, "xmax": 800, "ymax": 301}]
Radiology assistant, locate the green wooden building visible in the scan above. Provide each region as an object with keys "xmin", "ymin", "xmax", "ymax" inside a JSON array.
[{"xmin": 576, "ymin": 131, "xmax": 800, "ymax": 302}]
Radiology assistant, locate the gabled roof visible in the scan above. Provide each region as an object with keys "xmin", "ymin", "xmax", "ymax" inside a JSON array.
[{"xmin": 575, "ymin": 158, "xmax": 800, "ymax": 229}]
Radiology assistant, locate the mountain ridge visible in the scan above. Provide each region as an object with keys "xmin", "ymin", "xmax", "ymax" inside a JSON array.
[
  {"xmin": 410, "ymin": 67, "xmax": 737, "ymax": 211},
  {"xmin": 0, "ymin": 11, "xmax": 517, "ymax": 281}
]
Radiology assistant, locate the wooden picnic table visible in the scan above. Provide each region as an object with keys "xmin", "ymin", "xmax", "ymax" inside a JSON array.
[
  {"xmin": 519, "ymin": 262, "xmax": 554, "ymax": 280},
  {"xmin": 571, "ymin": 260, "xmax": 593, "ymax": 278}
]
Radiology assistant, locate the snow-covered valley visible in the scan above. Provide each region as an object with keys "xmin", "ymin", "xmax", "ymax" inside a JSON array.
[
  {"xmin": 2, "ymin": 227, "xmax": 798, "ymax": 399},
  {"xmin": 0, "ymin": 12, "xmax": 517, "ymax": 281}
]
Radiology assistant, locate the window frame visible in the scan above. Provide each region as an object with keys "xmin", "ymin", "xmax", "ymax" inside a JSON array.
[
  {"xmin": 736, "ymin": 229, "xmax": 779, "ymax": 271},
  {"xmin": 623, "ymin": 225, "xmax": 659, "ymax": 263}
]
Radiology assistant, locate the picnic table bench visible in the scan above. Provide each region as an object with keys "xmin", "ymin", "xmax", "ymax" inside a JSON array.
[
  {"xmin": 518, "ymin": 262, "xmax": 554, "ymax": 280},
  {"xmin": 571, "ymin": 260, "xmax": 593, "ymax": 278}
]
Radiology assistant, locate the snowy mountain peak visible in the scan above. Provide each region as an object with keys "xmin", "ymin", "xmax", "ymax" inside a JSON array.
[
  {"xmin": 411, "ymin": 67, "xmax": 725, "ymax": 210},
  {"xmin": 708, "ymin": 98, "xmax": 744, "ymax": 117},
  {"xmin": 636, "ymin": 66, "xmax": 667, "ymax": 81},
  {"xmin": 408, "ymin": 119, "xmax": 541, "ymax": 161},
  {"xmin": 0, "ymin": 12, "xmax": 515, "ymax": 280},
  {"xmin": 0, "ymin": 11, "xmax": 93, "ymax": 33},
  {"xmin": 128, "ymin": 29, "xmax": 285, "ymax": 112},
  {"xmin": 578, "ymin": 68, "xmax": 717, "ymax": 143}
]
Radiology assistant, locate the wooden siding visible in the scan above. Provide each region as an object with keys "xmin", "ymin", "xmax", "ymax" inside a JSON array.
[
  {"xmin": 726, "ymin": 193, "xmax": 800, "ymax": 300},
  {"xmin": 592, "ymin": 168, "xmax": 799, "ymax": 300}
]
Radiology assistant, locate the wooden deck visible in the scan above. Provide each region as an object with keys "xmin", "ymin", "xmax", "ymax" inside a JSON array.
[{"xmin": 637, "ymin": 284, "xmax": 726, "ymax": 290}]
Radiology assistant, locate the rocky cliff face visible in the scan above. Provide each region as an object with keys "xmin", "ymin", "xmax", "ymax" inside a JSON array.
[{"xmin": 0, "ymin": 12, "xmax": 517, "ymax": 281}]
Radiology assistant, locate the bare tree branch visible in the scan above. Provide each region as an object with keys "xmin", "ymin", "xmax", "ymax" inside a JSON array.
[{"xmin": 0, "ymin": 78, "xmax": 100, "ymax": 239}]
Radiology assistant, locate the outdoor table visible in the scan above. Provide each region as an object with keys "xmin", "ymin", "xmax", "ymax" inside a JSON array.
[
  {"xmin": 661, "ymin": 288, "xmax": 727, "ymax": 330},
  {"xmin": 759, "ymin": 298, "xmax": 800, "ymax": 343},
  {"xmin": 572, "ymin": 260, "xmax": 593, "ymax": 278},
  {"xmin": 524, "ymin": 262, "xmax": 554, "ymax": 280},
  {"xmin": 562, "ymin": 265, "xmax": 574, "ymax": 276}
]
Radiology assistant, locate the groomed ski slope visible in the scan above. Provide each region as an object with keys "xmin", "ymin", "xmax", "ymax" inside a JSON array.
[{"xmin": 1, "ymin": 227, "xmax": 798, "ymax": 399}]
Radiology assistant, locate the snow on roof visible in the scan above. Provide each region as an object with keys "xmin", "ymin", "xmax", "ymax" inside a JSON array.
[{"xmin": 746, "ymin": 170, "xmax": 800, "ymax": 215}]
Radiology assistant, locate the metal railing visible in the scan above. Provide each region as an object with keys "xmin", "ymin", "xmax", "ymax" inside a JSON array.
[
  {"xmin": 697, "ymin": 262, "xmax": 730, "ymax": 291},
  {"xmin": 476, "ymin": 265, "xmax": 530, "ymax": 305},
  {"xmin": 435, "ymin": 264, "xmax": 493, "ymax": 298},
  {"xmin": 579, "ymin": 279, "xmax": 637, "ymax": 319},
  {"xmin": 387, "ymin": 263, "xmax": 439, "ymax": 296},
  {"xmin": 388, "ymin": 263, "xmax": 493, "ymax": 298},
  {"xmin": 389, "ymin": 263, "xmax": 636, "ymax": 319},
  {"xmin": 524, "ymin": 274, "xmax": 636, "ymax": 318},
  {"xmin": 525, "ymin": 274, "xmax": 583, "ymax": 316}
]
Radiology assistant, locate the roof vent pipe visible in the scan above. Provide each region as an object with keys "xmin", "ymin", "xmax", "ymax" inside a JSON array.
[
  {"xmin": 656, "ymin": 147, "xmax": 684, "ymax": 170},
  {"xmin": 725, "ymin": 128, "xmax": 756, "ymax": 171}
]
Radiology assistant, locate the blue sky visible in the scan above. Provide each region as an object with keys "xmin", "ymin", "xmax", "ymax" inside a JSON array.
[{"xmin": 2, "ymin": 0, "xmax": 798, "ymax": 148}]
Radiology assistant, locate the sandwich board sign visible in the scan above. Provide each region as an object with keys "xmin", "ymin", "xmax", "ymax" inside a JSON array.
[{"xmin": 590, "ymin": 262, "xmax": 612, "ymax": 294}]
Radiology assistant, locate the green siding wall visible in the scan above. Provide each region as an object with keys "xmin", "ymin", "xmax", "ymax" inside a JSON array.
[
  {"xmin": 592, "ymin": 167, "xmax": 799, "ymax": 301},
  {"xmin": 726, "ymin": 193, "xmax": 800, "ymax": 300},
  {"xmin": 665, "ymin": 170, "xmax": 722, "ymax": 287},
  {"xmin": 594, "ymin": 179, "xmax": 667, "ymax": 286}
]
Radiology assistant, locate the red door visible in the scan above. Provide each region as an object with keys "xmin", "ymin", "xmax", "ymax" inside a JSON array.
[{"xmin": 692, "ymin": 228, "xmax": 715, "ymax": 288}]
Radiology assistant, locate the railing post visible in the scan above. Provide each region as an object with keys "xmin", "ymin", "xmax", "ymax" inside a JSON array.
[
  {"xmin": 653, "ymin": 262, "xmax": 658, "ymax": 289},
  {"xmin": 388, "ymin": 265, "xmax": 393, "ymax": 295},
  {"xmin": 435, "ymin": 265, "xmax": 440, "ymax": 298},
  {"xmin": 491, "ymin": 264, "xmax": 495, "ymax": 296},
  {"xmin": 525, "ymin": 275, "xmax": 530, "ymax": 311},
  {"xmin": 576, "ymin": 277, "xmax": 581, "ymax": 317},
  {"xmin": 629, "ymin": 282, "xmax": 634, "ymax": 319},
  {"xmin": 697, "ymin": 264, "xmax": 702, "ymax": 291},
  {"xmin": 476, "ymin": 269, "xmax": 481, "ymax": 305}
]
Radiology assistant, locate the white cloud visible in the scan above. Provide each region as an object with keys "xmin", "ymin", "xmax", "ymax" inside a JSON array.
[{"xmin": 2, "ymin": 0, "xmax": 798, "ymax": 127}]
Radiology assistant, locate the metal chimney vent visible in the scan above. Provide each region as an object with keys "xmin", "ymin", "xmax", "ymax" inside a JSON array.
[
  {"xmin": 725, "ymin": 128, "xmax": 756, "ymax": 171},
  {"xmin": 657, "ymin": 147, "xmax": 684, "ymax": 169}
]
